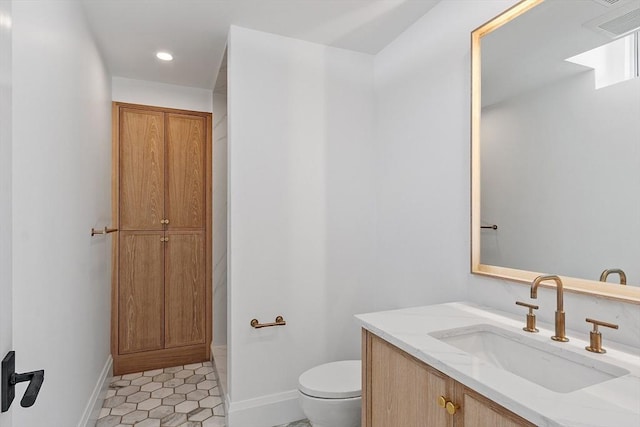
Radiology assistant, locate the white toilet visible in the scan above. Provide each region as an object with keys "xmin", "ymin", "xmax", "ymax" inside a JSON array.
[{"xmin": 298, "ymin": 360, "xmax": 361, "ymax": 427}]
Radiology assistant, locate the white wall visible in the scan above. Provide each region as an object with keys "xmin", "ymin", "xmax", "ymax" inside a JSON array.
[
  {"xmin": 0, "ymin": 1, "xmax": 12, "ymax": 424},
  {"xmin": 212, "ymin": 85, "xmax": 228, "ymax": 396},
  {"xmin": 12, "ymin": 1, "xmax": 112, "ymax": 425},
  {"xmin": 481, "ymin": 71, "xmax": 640, "ymax": 283},
  {"xmin": 383, "ymin": 0, "xmax": 640, "ymax": 347},
  {"xmin": 227, "ymin": 26, "xmax": 376, "ymax": 426},
  {"xmin": 112, "ymin": 77, "xmax": 213, "ymax": 112}
]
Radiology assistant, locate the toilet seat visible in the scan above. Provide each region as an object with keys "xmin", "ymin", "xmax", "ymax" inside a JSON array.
[{"xmin": 298, "ymin": 360, "xmax": 361, "ymax": 399}]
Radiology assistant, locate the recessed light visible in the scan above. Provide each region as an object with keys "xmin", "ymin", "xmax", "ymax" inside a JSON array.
[{"xmin": 156, "ymin": 51, "xmax": 173, "ymax": 61}]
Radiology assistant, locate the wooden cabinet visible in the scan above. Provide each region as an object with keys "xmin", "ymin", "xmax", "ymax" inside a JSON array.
[
  {"xmin": 112, "ymin": 103, "xmax": 212, "ymax": 375},
  {"xmin": 362, "ymin": 330, "xmax": 535, "ymax": 427}
]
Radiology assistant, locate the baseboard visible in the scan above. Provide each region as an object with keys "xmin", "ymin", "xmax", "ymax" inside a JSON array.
[
  {"xmin": 77, "ymin": 355, "xmax": 113, "ymax": 427},
  {"xmin": 227, "ymin": 389, "xmax": 304, "ymax": 427}
]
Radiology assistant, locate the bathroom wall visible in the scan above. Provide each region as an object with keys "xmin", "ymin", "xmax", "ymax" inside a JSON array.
[
  {"xmin": 11, "ymin": 1, "xmax": 112, "ymax": 425},
  {"xmin": 379, "ymin": 0, "xmax": 640, "ymax": 346},
  {"xmin": 112, "ymin": 76, "xmax": 213, "ymax": 112},
  {"xmin": 227, "ymin": 25, "xmax": 376, "ymax": 426},
  {"xmin": 0, "ymin": 1, "xmax": 12, "ymax": 425},
  {"xmin": 212, "ymin": 59, "xmax": 228, "ymax": 397},
  {"xmin": 481, "ymin": 72, "xmax": 640, "ymax": 283}
]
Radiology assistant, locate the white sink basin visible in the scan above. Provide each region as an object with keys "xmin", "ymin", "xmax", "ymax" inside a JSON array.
[{"xmin": 430, "ymin": 324, "xmax": 629, "ymax": 393}]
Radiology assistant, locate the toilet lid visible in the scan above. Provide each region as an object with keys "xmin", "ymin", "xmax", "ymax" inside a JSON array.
[{"xmin": 298, "ymin": 360, "xmax": 361, "ymax": 399}]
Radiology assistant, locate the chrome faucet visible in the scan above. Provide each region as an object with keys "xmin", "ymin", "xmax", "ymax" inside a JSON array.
[
  {"xmin": 599, "ymin": 268, "xmax": 627, "ymax": 285},
  {"xmin": 530, "ymin": 275, "xmax": 569, "ymax": 342}
]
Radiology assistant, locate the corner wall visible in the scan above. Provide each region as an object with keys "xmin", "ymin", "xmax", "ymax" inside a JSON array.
[
  {"xmin": 12, "ymin": 1, "xmax": 112, "ymax": 425},
  {"xmin": 0, "ymin": 1, "xmax": 12, "ymax": 424},
  {"xmin": 227, "ymin": 26, "xmax": 376, "ymax": 426}
]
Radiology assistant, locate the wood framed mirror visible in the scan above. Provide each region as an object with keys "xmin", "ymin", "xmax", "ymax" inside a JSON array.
[{"xmin": 471, "ymin": 0, "xmax": 640, "ymax": 303}]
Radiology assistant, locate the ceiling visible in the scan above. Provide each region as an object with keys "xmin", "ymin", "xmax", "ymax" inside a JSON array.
[
  {"xmin": 482, "ymin": 0, "xmax": 639, "ymax": 107},
  {"xmin": 82, "ymin": 0, "xmax": 440, "ymax": 90}
]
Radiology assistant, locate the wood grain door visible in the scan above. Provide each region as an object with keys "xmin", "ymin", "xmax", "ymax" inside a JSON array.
[
  {"xmin": 456, "ymin": 385, "xmax": 535, "ymax": 427},
  {"xmin": 118, "ymin": 231, "xmax": 165, "ymax": 354},
  {"xmin": 164, "ymin": 231, "xmax": 206, "ymax": 348},
  {"xmin": 119, "ymin": 108, "xmax": 165, "ymax": 231},
  {"xmin": 166, "ymin": 113, "xmax": 206, "ymax": 230},
  {"xmin": 367, "ymin": 333, "xmax": 452, "ymax": 427}
]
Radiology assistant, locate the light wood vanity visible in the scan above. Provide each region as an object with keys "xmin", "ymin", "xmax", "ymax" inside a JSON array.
[{"xmin": 362, "ymin": 330, "xmax": 535, "ymax": 427}]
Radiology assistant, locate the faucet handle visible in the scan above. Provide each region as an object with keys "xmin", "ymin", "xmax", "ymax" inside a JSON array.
[
  {"xmin": 516, "ymin": 301, "xmax": 539, "ymax": 333},
  {"xmin": 585, "ymin": 318, "xmax": 618, "ymax": 354}
]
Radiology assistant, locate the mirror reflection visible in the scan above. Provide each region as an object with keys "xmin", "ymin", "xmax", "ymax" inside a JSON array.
[{"xmin": 479, "ymin": 0, "xmax": 640, "ymax": 286}]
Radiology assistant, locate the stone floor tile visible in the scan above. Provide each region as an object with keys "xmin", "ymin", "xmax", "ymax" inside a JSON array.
[
  {"xmin": 137, "ymin": 398, "xmax": 161, "ymax": 411},
  {"xmin": 208, "ymin": 387, "xmax": 221, "ymax": 397},
  {"xmin": 212, "ymin": 405, "xmax": 225, "ymax": 417},
  {"xmin": 164, "ymin": 378, "xmax": 185, "ymax": 388},
  {"xmin": 205, "ymin": 373, "xmax": 216, "ymax": 380},
  {"xmin": 174, "ymin": 369, "xmax": 194, "ymax": 379},
  {"xmin": 175, "ymin": 422, "xmax": 200, "ymax": 427},
  {"xmin": 132, "ymin": 376, "xmax": 152, "ymax": 386},
  {"xmin": 116, "ymin": 385, "xmax": 141, "ymax": 396},
  {"xmin": 148, "ymin": 405, "xmax": 174, "ymax": 419},
  {"xmin": 160, "ymin": 412, "xmax": 188, "ymax": 426},
  {"xmin": 164, "ymin": 366, "xmax": 184, "ymax": 374},
  {"xmin": 162, "ymin": 393, "xmax": 186, "ymax": 406},
  {"xmin": 107, "ymin": 389, "xmax": 117, "ymax": 398},
  {"xmin": 122, "ymin": 410, "xmax": 148, "ymax": 424},
  {"xmin": 151, "ymin": 387, "xmax": 173, "ymax": 399},
  {"xmin": 134, "ymin": 418, "xmax": 160, "ymax": 427},
  {"xmin": 96, "ymin": 414, "xmax": 122, "ymax": 427},
  {"xmin": 198, "ymin": 396, "xmax": 222, "ymax": 409},
  {"xmin": 127, "ymin": 391, "xmax": 151, "ymax": 403},
  {"xmin": 111, "ymin": 380, "xmax": 132, "ymax": 388},
  {"xmin": 143, "ymin": 368, "xmax": 164, "ymax": 377},
  {"xmin": 175, "ymin": 400, "xmax": 198, "ymax": 414},
  {"xmin": 152, "ymin": 373, "xmax": 173, "ymax": 383},
  {"xmin": 186, "ymin": 389, "xmax": 208, "ymax": 401},
  {"xmin": 110, "ymin": 402, "xmax": 137, "ymax": 416},
  {"xmin": 201, "ymin": 416, "xmax": 226, "ymax": 427},
  {"xmin": 122, "ymin": 372, "xmax": 143, "ymax": 381},
  {"xmin": 188, "ymin": 407, "xmax": 213, "ymax": 422},
  {"xmin": 202, "ymin": 361, "xmax": 213, "ymax": 367},
  {"xmin": 195, "ymin": 366, "xmax": 213, "ymax": 375},
  {"xmin": 99, "ymin": 407, "xmax": 111, "ymax": 419},
  {"xmin": 104, "ymin": 395, "xmax": 126, "ymax": 408},
  {"xmin": 196, "ymin": 380, "xmax": 215, "ymax": 390},
  {"xmin": 183, "ymin": 363, "xmax": 203, "ymax": 370},
  {"xmin": 175, "ymin": 383, "xmax": 196, "ymax": 394},
  {"xmin": 185, "ymin": 374, "xmax": 205, "ymax": 384},
  {"xmin": 141, "ymin": 382, "xmax": 162, "ymax": 393}
]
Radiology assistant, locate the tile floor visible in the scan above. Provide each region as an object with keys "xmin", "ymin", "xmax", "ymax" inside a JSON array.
[{"xmin": 97, "ymin": 361, "xmax": 225, "ymax": 427}]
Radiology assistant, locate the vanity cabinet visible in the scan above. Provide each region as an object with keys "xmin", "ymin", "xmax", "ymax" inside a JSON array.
[{"xmin": 362, "ymin": 330, "xmax": 535, "ymax": 427}]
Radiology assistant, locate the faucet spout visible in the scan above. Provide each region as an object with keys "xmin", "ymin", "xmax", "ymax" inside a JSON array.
[
  {"xmin": 599, "ymin": 268, "xmax": 627, "ymax": 285},
  {"xmin": 530, "ymin": 275, "xmax": 568, "ymax": 342}
]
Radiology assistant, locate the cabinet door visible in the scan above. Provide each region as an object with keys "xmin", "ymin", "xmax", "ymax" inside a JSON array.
[
  {"xmin": 166, "ymin": 114, "xmax": 206, "ymax": 230},
  {"xmin": 367, "ymin": 333, "xmax": 452, "ymax": 427},
  {"xmin": 119, "ymin": 108, "xmax": 165, "ymax": 230},
  {"xmin": 457, "ymin": 385, "xmax": 535, "ymax": 427},
  {"xmin": 118, "ymin": 232, "xmax": 164, "ymax": 354},
  {"xmin": 164, "ymin": 232, "xmax": 206, "ymax": 348}
]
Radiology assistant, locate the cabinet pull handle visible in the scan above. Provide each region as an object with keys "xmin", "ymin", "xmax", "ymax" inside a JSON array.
[{"xmin": 445, "ymin": 401, "xmax": 459, "ymax": 415}]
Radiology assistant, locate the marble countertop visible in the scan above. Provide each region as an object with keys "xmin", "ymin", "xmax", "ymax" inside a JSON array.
[{"xmin": 355, "ymin": 302, "xmax": 640, "ymax": 427}]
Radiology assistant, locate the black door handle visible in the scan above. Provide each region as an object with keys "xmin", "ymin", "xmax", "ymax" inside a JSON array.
[{"xmin": 1, "ymin": 351, "xmax": 45, "ymax": 412}]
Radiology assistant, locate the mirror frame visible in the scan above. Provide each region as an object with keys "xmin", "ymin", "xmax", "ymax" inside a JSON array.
[{"xmin": 470, "ymin": 0, "xmax": 640, "ymax": 304}]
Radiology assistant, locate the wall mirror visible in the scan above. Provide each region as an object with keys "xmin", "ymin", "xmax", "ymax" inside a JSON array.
[{"xmin": 471, "ymin": 0, "xmax": 640, "ymax": 303}]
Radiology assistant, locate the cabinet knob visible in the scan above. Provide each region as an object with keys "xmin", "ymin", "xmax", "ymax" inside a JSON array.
[
  {"xmin": 445, "ymin": 401, "xmax": 459, "ymax": 415},
  {"xmin": 437, "ymin": 395, "xmax": 447, "ymax": 408},
  {"xmin": 160, "ymin": 219, "xmax": 170, "ymax": 224}
]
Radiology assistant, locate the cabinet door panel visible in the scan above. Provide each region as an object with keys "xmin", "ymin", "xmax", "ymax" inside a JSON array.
[
  {"xmin": 119, "ymin": 232, "xmax": 164, "ymax": 354},
  {"xmin": 369, "ymin": 334, "xmax": 451, "ymax": 427},
  {"xmin": 459, "ymin": 386, "xmax": 534, "ymax": 427},
  {"xmin": 166, "ymin": 114, "xmax": 206, "ymax": 229},
  {"xmin": 119, "ymin": 108, "xmax": 164, "ymax": 230},
  {"xmin": 165, "ymin": 232, "xmax": 206, "ymax": 348}
]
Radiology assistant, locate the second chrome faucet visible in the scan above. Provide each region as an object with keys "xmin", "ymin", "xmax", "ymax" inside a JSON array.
[{"xmin": 530, "ymin": 275, "xmax": 569, "ymax": 342}]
